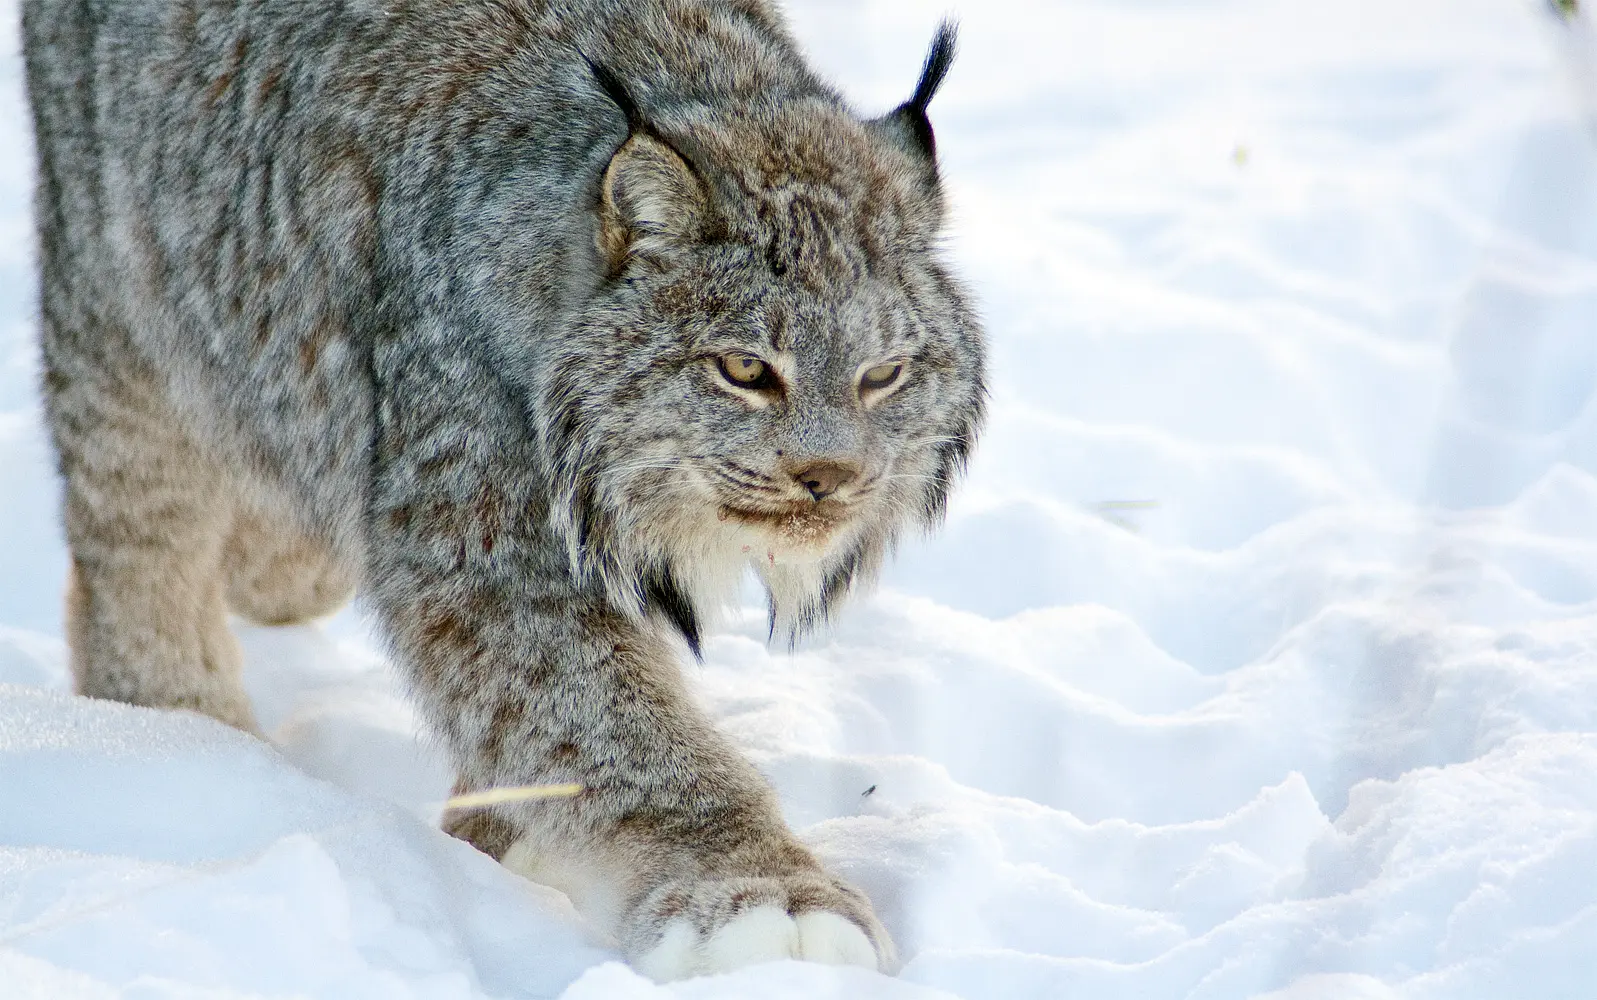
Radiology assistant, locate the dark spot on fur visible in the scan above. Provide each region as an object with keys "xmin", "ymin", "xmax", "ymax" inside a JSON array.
[
  {"xmin": 298, "ymin": 315, "xmax": 337, "ymax": 374},
  {"xmin": 419, "ymin": 608, "xmax": 472, "ymax": 653},
  {"xmin": 415, "ymin": 452, "xmax": 460, "ymax": 479},
  {"xmin": 653, "ymin": 889, "xmax": 690, "ymax": 920},
  {"xmin": 205, "ymin": 38, "xmax": 249, "ymax": 107},
  {"xmin": 205, "ymin": 70, "xmax": 235, "ymax": 106},
  {"xmin": 481, "ymin": 697, "xmax": 523, "ymax": 767},
  {"xmin": 475, "ymin": 486, "xmax": 506, "ymax": 554},
  {"xmin": 257, "ymin": 65, "xmax": 283, "ymax": 103}
]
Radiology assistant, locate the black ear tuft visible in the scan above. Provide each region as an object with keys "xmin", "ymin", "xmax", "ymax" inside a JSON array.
[
  {"xmin": 908, "ymin": 20, "xmax": 958, "ymax": 117},
  {"xmin": 879, "ymin": 20, "xmax": 959, "ymax": 166}
]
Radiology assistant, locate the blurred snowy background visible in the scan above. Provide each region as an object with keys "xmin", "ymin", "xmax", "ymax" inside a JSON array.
[{"xmin": 4, "ymin": 0, "xmax": 1597, "ymax": 996}]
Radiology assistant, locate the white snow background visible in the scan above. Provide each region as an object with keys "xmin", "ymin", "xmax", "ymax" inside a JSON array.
[{"xmin": 3, "ymin": 0, "xmax": 1597, "ymax": 996}]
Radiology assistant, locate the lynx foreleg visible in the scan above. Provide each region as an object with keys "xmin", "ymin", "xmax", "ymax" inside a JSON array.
[
  {"xmin": 363, "ymin": 425, "xmax": 892, "ymax": 979},
  {"xmin": 376, "ymin": 562, "xmax": 893, "ymax": 979}
]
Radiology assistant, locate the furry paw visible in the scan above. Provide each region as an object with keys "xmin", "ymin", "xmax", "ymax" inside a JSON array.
[{"xmin": 627, "ymin": 875, "xmax": 895, "ymax": 982}]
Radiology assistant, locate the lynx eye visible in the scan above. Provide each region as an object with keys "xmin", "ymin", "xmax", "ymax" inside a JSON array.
[
  {"xmin": 860, "ymin": 362, "xmax": 904, "ymax": 392},
  {"xmin": 718, "ymin": 352, "xmax": 771, "ymax": 388}
]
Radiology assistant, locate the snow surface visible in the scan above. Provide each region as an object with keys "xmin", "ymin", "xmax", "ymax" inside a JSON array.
[{"xmin": 3, "ymin": 0, "xmax": 1597, "ymax": 996}]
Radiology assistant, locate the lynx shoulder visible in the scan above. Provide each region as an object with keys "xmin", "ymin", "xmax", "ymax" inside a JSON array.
[{"xmin": 24, "ymin": 0, "xmax": 984, "ymax": 980}]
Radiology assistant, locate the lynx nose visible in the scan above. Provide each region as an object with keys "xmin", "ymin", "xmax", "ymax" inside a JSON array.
[{"xmin": 792, "ymin": 461, "xmax": 858, "ymax": 501}]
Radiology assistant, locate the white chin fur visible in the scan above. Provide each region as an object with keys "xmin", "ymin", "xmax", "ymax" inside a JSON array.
[
  {"xmin": 666, "ymin": 512, "xmax": 849, "ymax": 629},
  {"xmin": 635, "ymin": 906, "xmax": 879, "ymax": 983}
]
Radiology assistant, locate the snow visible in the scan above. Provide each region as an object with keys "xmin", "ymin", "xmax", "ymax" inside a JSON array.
[{"xmin": 3, "ymin": 0, "xmax": 1597, "ymax": 996}]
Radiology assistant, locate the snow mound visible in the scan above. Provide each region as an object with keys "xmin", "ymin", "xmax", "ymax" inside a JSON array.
[{"xmin": 0, "ymin": 683, "xmax": 613, "ymax": 999}]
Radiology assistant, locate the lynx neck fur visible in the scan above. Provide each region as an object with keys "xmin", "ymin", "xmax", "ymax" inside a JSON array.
[{"xmin": 24, "ymin": 0, "xmax": 986, "ymax": 980}]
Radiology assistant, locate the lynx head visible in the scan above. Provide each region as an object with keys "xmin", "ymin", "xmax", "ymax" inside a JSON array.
[{"xmin": 543, "ymin": 23, "xmax": 985, "ymax": 649}]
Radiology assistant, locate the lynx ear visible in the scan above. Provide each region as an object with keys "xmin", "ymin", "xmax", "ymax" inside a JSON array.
[
  {"xmin": 873, "ymin": 20, "xmax": 958, "ymax": 169},
  {"xmin": 598, "ymin": 133, "xmax": 709, "ymax": 271},
  {"xmin": 588, "ymin": 59, "xmax": 709, "ymax": 272}
]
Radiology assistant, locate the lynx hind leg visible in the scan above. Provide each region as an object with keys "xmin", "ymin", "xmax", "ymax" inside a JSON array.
[
  {"xmin": 54, "ymin": 337, "xmax": 259, "ymax": 733},
  {"xmin": 223, "ymin": 503, "xmax": 355, "ymax": 627}
]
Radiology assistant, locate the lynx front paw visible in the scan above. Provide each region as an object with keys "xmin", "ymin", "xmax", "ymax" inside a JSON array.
[{"xmin": 627, "ymin": 875, "xmax": 895, "ymax": 982}]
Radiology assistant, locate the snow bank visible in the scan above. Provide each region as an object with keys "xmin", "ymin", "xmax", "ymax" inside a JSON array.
[{"xmin": 0, "ymin": 681, "xmax": 612, "ymax": 999}]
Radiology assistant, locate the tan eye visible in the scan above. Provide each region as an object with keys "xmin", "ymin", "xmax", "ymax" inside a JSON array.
[
  {"xmin": 718, "ymin": 352, "xmax": 772, "ymax": 388},
  {"xmin": 860, "ymin": 362, "xmax": 904, "ymax": 392}
]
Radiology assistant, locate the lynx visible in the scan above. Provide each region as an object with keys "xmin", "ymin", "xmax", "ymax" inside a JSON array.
[{"xmin": 24, "ymin": 0, "xmax": 985, "ymax": 980}]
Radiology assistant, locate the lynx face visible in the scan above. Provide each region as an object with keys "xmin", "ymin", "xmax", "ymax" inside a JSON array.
[{"xmin": 544, "ymin": 98, "xmax": 984, "ymax": 640}]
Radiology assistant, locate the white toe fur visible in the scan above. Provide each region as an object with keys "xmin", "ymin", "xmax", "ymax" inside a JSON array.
[
  {"xmin": 705, "ymin": 905, "xmax": 800, "ymax": 971},
  {"xmin": 635, "ymin": 918, "xmax": 700, "ymax": 983},
  {"xmin": 636, "ymin": 907, "xmax": 880, "ymax": 982},
  {"xmin": 794, "ymin": 911, "xmax": 878, "ymax": 968}
]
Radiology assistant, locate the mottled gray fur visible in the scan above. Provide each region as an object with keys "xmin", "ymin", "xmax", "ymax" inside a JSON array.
[{"xmin": 24, "ymin": 0, "xmax": 984, "ymax": 978}]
